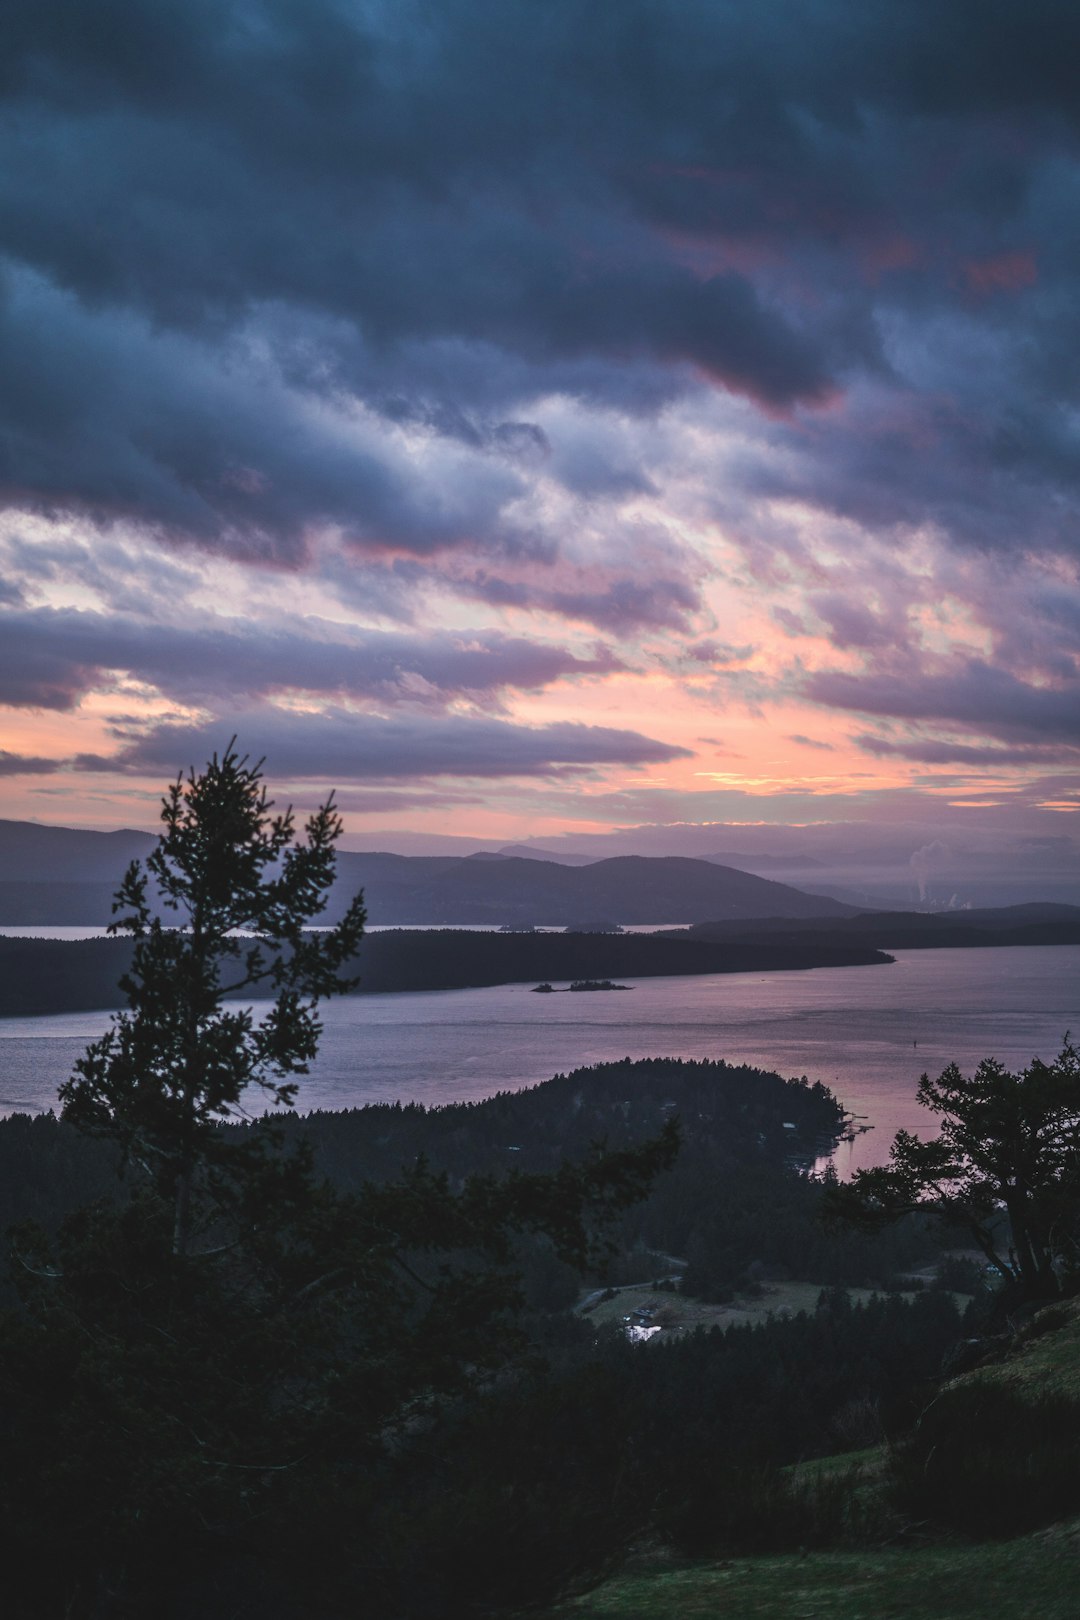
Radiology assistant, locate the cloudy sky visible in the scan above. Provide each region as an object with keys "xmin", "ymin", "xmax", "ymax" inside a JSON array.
[{"xmin": 2, "ymin": 0, "xmax": 1080, "ymax": 894}]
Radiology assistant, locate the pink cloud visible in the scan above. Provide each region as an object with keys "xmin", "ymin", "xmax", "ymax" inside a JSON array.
[
  {"xmin": 961, "ymin": 250, "xmax": 1038, "ymax": 297},
  {"xmin": 858, "ymin": 233, "xmax": 922, "ymax": 284}
]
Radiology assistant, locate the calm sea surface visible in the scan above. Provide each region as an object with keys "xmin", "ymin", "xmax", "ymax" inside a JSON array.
[{"xmin": 0, "ymin": 945, "xmax": 1076, "ymax": 1175}]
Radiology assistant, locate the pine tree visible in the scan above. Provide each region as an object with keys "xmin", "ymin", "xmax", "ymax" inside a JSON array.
[
  {"xmin": 59, "ymin": 741, "xmax": 366, "ymax": 1255},
  {"xmin": 825, "ymin": 1041, "xmax": 1080, "ymax": 1306}
]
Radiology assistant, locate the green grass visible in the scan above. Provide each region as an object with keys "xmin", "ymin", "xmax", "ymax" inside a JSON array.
[
  {"xmin": 554, "ymin": 1527, "xmax": 1080, "ymax": 1619},
  {"xmin": 784, "ymin": 1445, "xmax": 882, "ymax": 1480},
  {"xmin": 973, "ymin": 1298, "xmax": 1080, "ymax": 1400},
  {"xmin": 551, "ymin": 1300, "xmax": 1080, "ymax": 1618}
]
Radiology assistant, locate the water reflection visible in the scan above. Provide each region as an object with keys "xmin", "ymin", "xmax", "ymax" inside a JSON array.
[{"xmin": 0, "ymin": 945, "xmax": 1075, "ymax": 1178}]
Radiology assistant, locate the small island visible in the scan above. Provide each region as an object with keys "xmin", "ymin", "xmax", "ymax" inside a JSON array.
[{"xmin": 531, "ymin": 978, "xmax": 630, "ymax": 993}]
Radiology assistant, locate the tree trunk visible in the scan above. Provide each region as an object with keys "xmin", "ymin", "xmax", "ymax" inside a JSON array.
[
  {"xmin": 173, "ymin": 1161, "xmax": 193, "ymax": 1258},
  {"xmin": 1007, "ymin": 1201, "xmax": 1059, "ymax": 1301}
]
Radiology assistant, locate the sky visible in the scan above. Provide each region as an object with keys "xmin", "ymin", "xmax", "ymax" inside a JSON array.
[{"xmin": 2, "ymin": 0, "xmax": 1080, "ymax": 904}]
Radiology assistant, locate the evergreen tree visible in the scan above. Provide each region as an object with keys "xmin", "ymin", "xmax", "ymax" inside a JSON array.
[
  {"xmin": 59, "ymin": 742, "xmax": 365, "ymax": 1254},
  {"xmin": 1, "ymin": 743, "xmax": 677, "ymax": 1615},
  {"xmin": 825, "ymin": 1041, "xmax": 1080, "ymax": 1305}
]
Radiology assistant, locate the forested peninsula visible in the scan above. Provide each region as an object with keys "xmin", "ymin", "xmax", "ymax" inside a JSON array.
[
  {"xmin": 0, "ymin": 929, "xmax": 891, "ymax": 1017},
  {"xmin": 4, "ymin": 896, "xmax": 1078, "ymax": 1019},
  {"xmin": 687, "ymin": 901, "xmax": 1080, "ymax": 951}
]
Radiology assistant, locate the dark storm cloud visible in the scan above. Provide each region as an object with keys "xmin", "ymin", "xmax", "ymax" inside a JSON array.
[
  {"xmin": 808, "ymin": 661, "xmax": 1080, "ymax": 748},
  {"xmin": 739, "ymin": 384, "xmax": 1080, "ymax": 565},
  {"xmin": 91, "ymin": 707, "xmax": 692, "ymax": 783},
  {"xmin": 807, "ymin": 592, "xmax": 910, "ymax": 652},
  {"xmin": 456, "ymin": 570, "xmax": 702, "ymax": 634},
  {"xmin": 854, "ymin": 735, "xmax": 1078, "ymax": 767},
  {"xmin": 0, "ymin": 750, "xmax": 61, "ymax": 776},
  {"xmin": 0, "ymin": 0, "xmax": 1079, "ymax": 602},
  {"xmin": 0, "ymin": 266, "xmax": 536, "ymax": 563},
  {"xmin": 0, "ymin": 2, "xmax": 834, "ymax": 380},
  {"xmin": 0, "ymin": 607, "xmax": 621, "ymax": 711},
  {"xmin": 0, "ymin": 0, "xmax": 848, "ymax": 556}
]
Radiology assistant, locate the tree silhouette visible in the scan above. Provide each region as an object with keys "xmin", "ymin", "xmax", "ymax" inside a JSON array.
[
  {"xmin": 7, "ymin": 744, "xmax": 679, "ymax": 1614},
  {"xmin": 825, "ymin": 1040, "xmax": 1080, "ymax": 1306},
  {"xmin": 59, "ymin": 741, "xmax": 366, "ymax": 1254}
]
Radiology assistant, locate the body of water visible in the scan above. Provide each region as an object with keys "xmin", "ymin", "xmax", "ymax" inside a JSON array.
[
  {"xmin": 0, "ymin": 945, "xmax": 1076, "ymax": 1175},
  {"xmin": 0, "ymin": 923, "xmax": 688, "ymax": 940}
]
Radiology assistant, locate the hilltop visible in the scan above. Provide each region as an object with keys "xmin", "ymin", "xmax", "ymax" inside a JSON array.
[
  {"xmin": 328, "ymin": 851, "xmax": 857, "ymax": 926},
  {"xmin": 553, "ymin": 1294, "xmax": 1080, "ymax": 1620},
  {"xmin": 0, "ymin": 818, "xmax": 855, "ymax": 926}
]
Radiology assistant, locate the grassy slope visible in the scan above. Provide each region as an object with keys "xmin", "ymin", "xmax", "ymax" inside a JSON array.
[
  {"xmin": 558, "ymin": 1530, "xmax": 1080, "ymax": 1619},
  {"xmin": 552, "ymin": 1297, "xmax": 1080, "ymax": 1619},
  {"xmin": 971, "ymin": 1297, "xmax": 1080, "ymax": 1401}
]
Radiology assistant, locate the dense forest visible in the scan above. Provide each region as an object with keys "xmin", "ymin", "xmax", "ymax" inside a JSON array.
[
  {"xmin": 0, "ymin": 928, "xmax": 891, "ymax": 1016},
  {"xmin": 0, "ymin": 1055, "xmax": 939, "ymax": 1306},
  {"xmin": 688, "ymin": 901, "xmax": 1080, "ymax": 951},
  {"xmin": 2, "ymin": 754, "xmax": 1067, "ymax": 1618},
  {"xmin": 0, "ymin": 1056, "xmax": 972, "ymax": 1615}
]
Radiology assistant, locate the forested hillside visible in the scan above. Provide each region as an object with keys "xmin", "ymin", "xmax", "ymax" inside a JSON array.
[
  {"xmin": 0, "ymin": 928, "xmax": 890, "ymax": 1016},
  {"xmin": 0, "ymin": 1054, "xmax": 963, "ymax": 1615},
  {"xmin": 0, "ymin": 1056, "xmax": 932, "ymax": 1299}
]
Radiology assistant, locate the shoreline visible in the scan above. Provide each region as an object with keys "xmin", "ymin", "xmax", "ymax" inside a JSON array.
[{"xmin": 0, "ymin": 928, "xmax": 893, "ymax": 1019}]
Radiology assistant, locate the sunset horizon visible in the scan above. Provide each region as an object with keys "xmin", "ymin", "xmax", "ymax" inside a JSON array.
[{"xmin": 3, "ymin": 1, "xmax": 1079, "ymax": 908}]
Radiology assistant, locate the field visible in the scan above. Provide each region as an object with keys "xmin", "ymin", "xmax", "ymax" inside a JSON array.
[{"xmin": 554, "ymin": 1528, "xmax": 1080, "ymax": 1619}]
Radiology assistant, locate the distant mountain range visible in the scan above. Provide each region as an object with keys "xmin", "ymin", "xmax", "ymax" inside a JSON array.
[
  {"xmin": 0, "ymin": 819, "xmax": 856, "ymax": 927},
  {"xmin": 0, "ymin": 819, "xmax": 155, "ymax": 882},
  {"xmin": 328, "ymin": 852, "xmax": 858, "ymax": 927}
]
